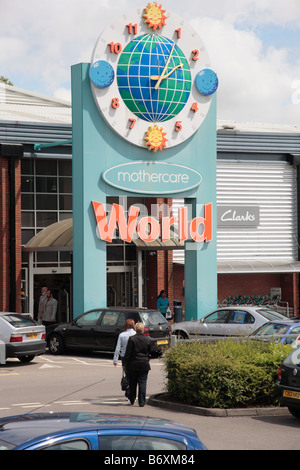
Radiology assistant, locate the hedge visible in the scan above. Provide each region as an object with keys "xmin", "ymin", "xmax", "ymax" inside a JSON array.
[{"xmin": 163, "ymin": 339, "xmax": 291, "ymax": 409}]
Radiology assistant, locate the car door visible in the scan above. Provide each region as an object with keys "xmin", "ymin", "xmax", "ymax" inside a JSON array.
[
  {"xmin": 222, "ymin": 309, "xmax": 255, "ymax": 336},
  {"xmin": 64, "ymin": 310, "xmax": 103, "ymax": 349},
  {"xmin": 94, "ymin": 310, "xmax": 122, "ymax": 351},
  {"xmin": 200, "ymin": 310, "xmax": 231, "ymax": 336}
]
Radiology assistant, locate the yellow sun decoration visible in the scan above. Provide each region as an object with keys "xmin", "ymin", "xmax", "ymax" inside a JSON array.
[
  {"xmin": 145, "ymin": 125, "xmax": 168, "ymax": 152},
  {"xmin": 143, "ymin": 2, "xmax": 167, "ymax": 30}
]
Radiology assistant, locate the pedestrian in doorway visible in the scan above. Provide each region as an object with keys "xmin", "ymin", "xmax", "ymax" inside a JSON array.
[
  {"xmin": 157, "ymin": 290, "xmax": 170, "ymax": 317},
  {"xmin": 37, "ymin": 286, "xmax": 47, "ymax": 323},
  {"xmin": 43, "ymin": 290, "xmax": 58, "ymax": 326},
  {"xmin": 123, "ymin": 322, "xmax": 151, "ymax": 407},
  {"xmin": 113, "ymin": 319, "xmax": 136, "ymax": 402}
]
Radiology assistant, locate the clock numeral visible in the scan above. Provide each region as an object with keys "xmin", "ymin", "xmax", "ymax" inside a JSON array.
[
  {"xmin": 111, "ymin": 97, "xmax": 120, "ymax": 109},
  {"xmin": 108, "ymin": 42, "xmax": 122, "ymax": 54},
  {"xmin": 191, "ymin": 102, "xmax": 199, "ymax": 113},
  {"xmin": 175, "ymin": 28, "xmax": 181, "ymax": 39},
  {"xmin": 127, "ymin": 23, "xmax": 137, "ymax": 35},
  {"xmin": 191, "ymin": 49, "xmax": 199, "ymax": 61},
  {"xmin": 175, "ymin": 121, "xmax": 182, "ymax": 132},
  {"xmin": 129, "ymin": 118, "xmax": 136, "ymax": 129}
]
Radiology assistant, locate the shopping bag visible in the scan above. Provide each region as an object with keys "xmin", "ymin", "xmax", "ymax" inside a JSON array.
[{"xmin": 121, "ymin": 370, "xmax": 129, "ymax": 391}]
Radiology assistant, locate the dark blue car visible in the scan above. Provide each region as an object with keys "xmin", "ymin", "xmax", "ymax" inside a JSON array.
[{"xmin": 0, "ymin": 412, "xmax": 207, "ymax": 450}]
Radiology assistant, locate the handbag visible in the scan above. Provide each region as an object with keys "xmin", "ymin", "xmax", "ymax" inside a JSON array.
[
  {"xmin": 121, "ymin": 369, "xmax": 129, "ymax": 391},
  {"xmin": 166, "ymin": 307, "xmax": 172, "ymax": 319}
]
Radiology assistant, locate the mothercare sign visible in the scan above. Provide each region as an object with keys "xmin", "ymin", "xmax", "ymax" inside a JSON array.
[{"xmin": 102, "ymin": 161, "xmax": 202, "ymax": 194}]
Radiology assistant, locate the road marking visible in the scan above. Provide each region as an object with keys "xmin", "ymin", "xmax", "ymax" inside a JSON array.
[{"xmin": 0, "ymin": 372, "xmax": 19, "ymax": 376}]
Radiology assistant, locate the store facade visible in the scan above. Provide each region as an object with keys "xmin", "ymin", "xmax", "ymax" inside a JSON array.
[{"xmin": 1, "ymin": 85, "xmax": 300, "ymax": 319}]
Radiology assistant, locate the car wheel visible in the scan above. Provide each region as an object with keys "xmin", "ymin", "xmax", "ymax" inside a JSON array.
[
  {"xmin": 18, "ymin": 355, "xmax": 35, "ymax": 363},
  {"xmin": 48, "ymin": 333, "xmax": 65, "ymax": 355},
  {"xmin": 174, "ymin": 330, "xmax": 188, "ymax": 340},
  {"xmin": 288, "ymin": 407, "xmax": 300, "ymax": 420}
]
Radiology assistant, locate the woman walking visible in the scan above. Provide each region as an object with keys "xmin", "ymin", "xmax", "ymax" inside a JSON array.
[{"xmin": 123, "ymin": 322, "xmax": 151, "ymax": 407}]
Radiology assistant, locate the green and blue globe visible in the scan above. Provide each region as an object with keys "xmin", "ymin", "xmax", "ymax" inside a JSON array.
[{"xmin": 117, "ymin": 34, "xmax": 191, "ymax": 123}]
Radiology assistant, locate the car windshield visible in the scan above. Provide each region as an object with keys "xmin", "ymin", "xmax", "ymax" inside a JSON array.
[
  {"xmin": 256, "ymin": 309, "xmax": 287, "ymax": 321},
  {"xmin": 0, "ymin": 439, "xmax": 15, "ymax": 450},
  {"xmin": 253, "ymin": 322, "xmax": 291, "ymax": 336},
  {"xmin": 2, "ymin": 314, "xmax": 38, "ymax": 328},
  {"xmin": 139, "ymin": 311, "xmax": 168, "ymax": 326}
]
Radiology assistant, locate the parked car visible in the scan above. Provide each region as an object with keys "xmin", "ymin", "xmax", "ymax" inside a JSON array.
[
  {"xmin": 251, "ymin": 320, "xmax": 300, "ymax": 344},
  {"xmin": 0, "ymin": 412, "xmax": 207, "ymax": 450},
  {"xmin": 0, "ymin": 313, "xmax": 46, "ymax": 363},
  {"xmin": 276, "ymin": 346, "xmax": 300, "ymax": 419},
  {"xmin": 171, "ymin": 306, "xmax": 288, "ymax": 339},
  {"xmin": 47, "ymin": 308, "xmax": 171, "ymax": 355}
]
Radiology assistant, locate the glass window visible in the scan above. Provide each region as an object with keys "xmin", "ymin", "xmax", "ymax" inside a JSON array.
[
  {"xmin": 59, "ymin": 177, "xmax": 72, "ymax": 193},
  {"xmin": 36, "ymin": 212, "xmax": 57, "ymax": 227},
  {"xmin": 22, "ymin": 194, "xmax": 34, "ymax": 210},
  {"xmin": 36, "ymin": 177, "xmax": 58, "ymax": 193},
  {"xmin": 3, "ymin": 314, "xmax": 38, "ymax": 327},
  {"xmin": 140, "ymin": 311, "xmax": 167, "ymax": 326},
  {"xmin": 37, "ymin": 252, "xmax": 58, "ymax": 263},
  {"xmin": 59, "ymin": 195, "xmax": 72, "ymax": 210},
  {"xmin": 203, "ymin": 310, "xmax": 229, "ymax": 323},
  {"xmin": 36, "ymin": 194, "xmax": 57, "ymax": 210},
  {"xmin": 36, "ymin": 160, "xmax": 57, "ymax": 176},
  {"xmin": 100, "ymin": 311, "xmax": 120, "ymax": 326},
  {"xmin": 21, "ymin": 159, "xmax": 34, "ymax": 175},
  {"xmin": 21, "ymin": 176, "xmax": 34, "ymax": 192},
  {"xmin": 99, "ymin": 434, "xmax": 186, "ymax": 450},
  {"xmin": 59, "ymin": 212, "xmax": 72, "ymax": 221},
  {"xmin": 75, "ymin": 311, "xmax": 102, "ymax": 327},
  {"xmin": 22, "ymin": 229, "xmax": 35, "ymax": 245},
  {"xmin": 107, "ymin": 246, "xmax": 123, "ymax": 261},
  {"xmin": 228, "ymin": 310, "xmax": 254, "ymax": 324},
  {"xmin": 59, "ymin": 160, "xmax": 72, "ymax": 176},
  {"xmin": 42, "ymin": 439, "xmax": 90, "ymax": 450},
  {"xmin": 21, "ymin": 212, "xmax": 34, "ymax": 227}
]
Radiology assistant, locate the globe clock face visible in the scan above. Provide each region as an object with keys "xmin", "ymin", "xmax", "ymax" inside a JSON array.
[{"xmin": 90, "ymin": 4, "xmax": 218, "ymax": 152}]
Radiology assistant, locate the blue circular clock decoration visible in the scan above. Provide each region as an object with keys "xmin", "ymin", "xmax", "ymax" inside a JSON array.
[
  {"xmin": 90, "ymin": 60, "xmax": 115, "ymax": 89},
  {"xmin": 195, "ymin": 69, "xmax": 218, "ymax": 96}
]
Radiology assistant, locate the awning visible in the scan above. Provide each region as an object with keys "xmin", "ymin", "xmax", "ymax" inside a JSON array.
[
  {"xmin": 23, "ymin": 219, "xmax": 73, "ymax": 252},
  {"xmin": 218, "ymin": 260, "xmax": 300, "ymax": 273},
  {"xmin": 23, "ymin": 219, "xmax": 184, "ymax": 252}
]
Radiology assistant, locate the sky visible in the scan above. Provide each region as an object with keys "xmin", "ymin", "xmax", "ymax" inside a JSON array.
[{"xmin": 1, "ymin": 0, "xmax": 300, "ymax": 126}]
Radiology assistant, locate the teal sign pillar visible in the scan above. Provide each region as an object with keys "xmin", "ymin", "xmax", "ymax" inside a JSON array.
[{"xmin": 72, "ymin": 62, "xmax": 217, "ymax": 320}]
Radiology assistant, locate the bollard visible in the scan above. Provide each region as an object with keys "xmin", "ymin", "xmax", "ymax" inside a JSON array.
[{"xmin": 0, "ymin": 340, "xmax": 6, "ymax": 365}]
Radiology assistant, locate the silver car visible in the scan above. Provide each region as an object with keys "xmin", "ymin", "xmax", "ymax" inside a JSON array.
[
  {"xmin": 0, "ymin": 313, "xmax": 46, "ymax": 363},
  {"xmin": 171, "ymin": 307, "xmax": 288, "ymax": 339}
]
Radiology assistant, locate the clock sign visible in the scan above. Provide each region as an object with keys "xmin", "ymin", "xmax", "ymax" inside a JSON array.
[{"xmin": 90, "ymin": 2, "xmax": 218, "ymax": 151}]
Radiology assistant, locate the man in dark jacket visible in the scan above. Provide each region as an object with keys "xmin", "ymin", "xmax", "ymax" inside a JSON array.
[{"xmin": 123, "ymin": 322, "xmax": 151, "ymax": 407}]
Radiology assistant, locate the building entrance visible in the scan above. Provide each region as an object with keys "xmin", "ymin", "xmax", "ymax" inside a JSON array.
[{"xmin": 107, "ymin": 267, "xmax": 135, "ymax": 307}]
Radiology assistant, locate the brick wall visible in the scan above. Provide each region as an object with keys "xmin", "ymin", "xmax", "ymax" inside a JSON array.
[
  {"xmin": 171, "ymin": 265, "xmax": 299, "ymax": 317},
  {"xmin": 0, "ymin": 156, "xmax": 22, "ymax": 312}
]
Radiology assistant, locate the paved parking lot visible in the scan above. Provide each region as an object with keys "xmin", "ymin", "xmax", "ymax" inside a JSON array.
[{"xmin": 1, "ymin": 352, "xmax": 300, "ymax": 450}]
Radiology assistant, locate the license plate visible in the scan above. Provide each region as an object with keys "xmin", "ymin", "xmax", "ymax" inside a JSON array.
[
  {"xmin": 157, "ymin": 339, "xmax": 168, "ymax": 345},
  {"xmin": 283, "ymin": 390, "xmax": 300, "ymax": 400},
  {"xmin": 26, "ymin": 333, "xmax": 38, "ymax": 339}
]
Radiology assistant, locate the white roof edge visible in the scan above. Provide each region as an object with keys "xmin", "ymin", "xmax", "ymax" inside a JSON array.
[
  {"xmin": 0, "ymin": 82, "xmax": 71, "ymax": 107},
  {"xmin": 217, "ymin": 119, "xmax": 300, "ymax": 134}
]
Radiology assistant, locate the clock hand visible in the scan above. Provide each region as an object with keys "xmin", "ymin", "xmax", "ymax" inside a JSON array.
[
  {"xmin": 151, "ymin": 63, "xmax": 183, "ymax": 81},
  {"xmin": 154, "ymin": 43, "xmax": 175, "ymax": 90}
]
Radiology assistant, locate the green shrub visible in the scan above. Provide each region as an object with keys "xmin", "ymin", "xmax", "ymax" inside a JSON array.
[{"xmin": 163, "ymin": 339, "xmax": 291, "ymax": 408}]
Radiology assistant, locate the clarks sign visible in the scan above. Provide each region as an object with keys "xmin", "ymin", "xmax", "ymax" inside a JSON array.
[
  {"xmin": 102, "ymin": 161, "xmax": 202, "ymax": 194},
  {"xmin": 217, "ymin": 205, "xmax": 260, "ymax": 228}
]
